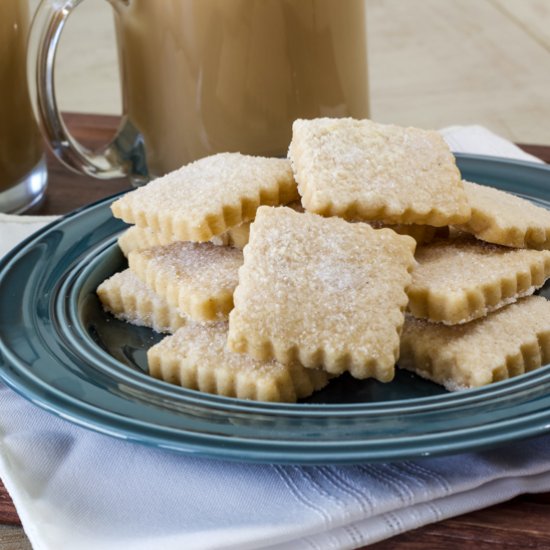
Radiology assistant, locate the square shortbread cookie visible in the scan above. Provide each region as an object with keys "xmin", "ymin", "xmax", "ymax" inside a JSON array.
[
  {"xmin": 148, "ymin": 323, "xmax": 329, "ymax": 402},
  {"xmin": 288, "ymin": 118, "xmax": 470, "ymax": 226},
  {"xmin": 118, "ymin": 226, "xmax": 230, "ymax": 257},
  {"xmin": 118, "ymin": 226, "xmax": 187, "ymax": 257},
  {"xmin": 128, "ymin": 242, "xmax": 242, "ymax": 322},
  {"xmin": 227, "ymin": 206, "xmax": 416, "ymax": 380},
  {"xmin": 97, "ymin": 269, "xmax": 187, "ymax": 333},
  {"xmin": 408, "ymin": 237, "xmax": 550, "ymax": 324},
  {"xmin": 455, "ymin": 180, "xmax": 550, "ymax": 249},
  {"xmin": 400, "ymin": 296, "xmax": 550, "ymax": 391},
  {"xmin": 111, "ymin": 153, "xmax": 299, "ymax": 242}
]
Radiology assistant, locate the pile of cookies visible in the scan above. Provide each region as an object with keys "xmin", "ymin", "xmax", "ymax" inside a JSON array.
[{"xmin": 97, "ymin": 118, "xmax": 550, "ymax": 401}]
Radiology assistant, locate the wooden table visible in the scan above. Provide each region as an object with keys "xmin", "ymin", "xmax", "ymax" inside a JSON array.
[{"xmin": 2, "ymin": 113, "xmax": 550, "ymax": 549}]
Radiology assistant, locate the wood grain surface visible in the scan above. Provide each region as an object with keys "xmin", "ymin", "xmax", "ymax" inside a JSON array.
[{"xmin": 1, "ymin": 113, "xmax": 550, "ymax": 549}]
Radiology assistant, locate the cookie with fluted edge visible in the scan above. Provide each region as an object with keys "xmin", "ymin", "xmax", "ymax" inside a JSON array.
[
  {"xmin": 400, "ymin": 296, "xmax": 550, "ymax": 391},
  {"xmin": 455, "ymin": 180, "xmax": 550, "ymax": 249},
  {"xmin": 408, "ymin": 237, "xmax": 550, "ymax": 324},
  {"xmin": 119, "ymin": 226, "xmax": 182, "ymax": 257},
  {"xmin": 118, "ymin": 226, "xmax": 229, "ymax": 257},
  {"xmin": 111, "ymin": 153, "xmax": 299, "ymax": 242},
  {"xmin": 227, "ymin": 206, "xmax": 416, "ymax": 380},
  {"xmin": 97, "ymin": 269, "xmax": 187, "ymax": 333},
  {"xmin": 288, "ymin": 118, "xmax": 470, "ymax": 226},
  {"xmin": 148, "ymin": 322, "xmax": 329, "ymax": 402},
  {"xmin": 128, "ymin": 242, "xmax": 242, "ymax": 322}
]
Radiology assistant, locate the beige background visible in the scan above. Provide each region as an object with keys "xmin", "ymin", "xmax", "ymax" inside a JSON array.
[{"xmin": 28, "ymin": 0, "xmax": 550, "ymax": 144}]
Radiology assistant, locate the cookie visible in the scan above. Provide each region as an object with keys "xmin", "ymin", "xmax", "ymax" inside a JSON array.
[
  {"xmin": 117, "ymin": 226, "xmax": 229, "ymax": 257},
  {"xmin": 148, "ymin": 322, "xmax": 329, "ymax": 402},
  {"xmin": 119, "ymin": 226, "xmax": 183, "ymax": 257},
  {"xmin": 288, "ymin": 117, "xmax": 470, "ymax": 226},
  {"xmin": 455, "ymin": 180, "xmax": 550, "ymax": 249},
  {"xmin": 408, "ymin": 237, "xmax": 550, "ymax": 324},
  {"xmin": 111, "ymin": 153, "xmax": 299, "ymax": 242},
  {"xmin": 97, "ymin": 269, "xmax": 187, "ymax": 333},
  {"xmin": 227, "ymin": 206, "xmax": 416, "ymax": 380},
  {"xmin": 400, "ymin": 296, "xmax": 550, "ymax": 391},
  {"xmin": 128, "ymin": 242, "xmax": 242, "ymax": 322}
]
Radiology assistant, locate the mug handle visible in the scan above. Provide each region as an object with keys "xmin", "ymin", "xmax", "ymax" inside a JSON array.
[{"xmin": 27, "ymin": 0, "xmax": 146, "ymax": 181}]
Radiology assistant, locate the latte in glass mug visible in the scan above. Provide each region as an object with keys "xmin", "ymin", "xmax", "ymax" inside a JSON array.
[{"xmin": 30, "ymin": 0, "xmax": 369, "ymax": 181}]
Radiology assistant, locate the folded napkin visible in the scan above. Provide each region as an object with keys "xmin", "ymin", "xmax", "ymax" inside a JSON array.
[{"xmin": 1, "ymin": 126, "xmax": 549, "ymax": 550}]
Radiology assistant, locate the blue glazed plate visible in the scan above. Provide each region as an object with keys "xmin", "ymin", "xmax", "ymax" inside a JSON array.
[{"xmin": 1, "ymin": 153, "xmax": 550, "ymax": 464}]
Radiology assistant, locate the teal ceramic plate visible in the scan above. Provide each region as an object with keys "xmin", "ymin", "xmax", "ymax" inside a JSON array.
[{"xmin": 2, "ymin": 153, "xmax": 550, "ymax": 464}]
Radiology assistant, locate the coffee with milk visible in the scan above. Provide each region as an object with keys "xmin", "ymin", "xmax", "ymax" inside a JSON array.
[
  {"xmin": 29, "ymin": 0, "xmax": 369, "ymax": 182},
  {"xmin": 111, "ymin": 0, "xmax": 369, "ymax": 176}
]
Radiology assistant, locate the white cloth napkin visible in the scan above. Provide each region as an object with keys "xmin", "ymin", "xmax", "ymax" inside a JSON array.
[
  {"xmin": 1, "ymin": 126, "xmax": 548, "ymax": 550},
  {"xmin": 0, "ymin": 213, "xmax": 58, "ymax": 257},
  {"xmin": 440, "ymin": 124, "xmax": 543, "ymax": 163}
]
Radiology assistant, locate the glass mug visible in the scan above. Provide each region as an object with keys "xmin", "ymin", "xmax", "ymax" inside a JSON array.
[
  {"xmin": 29, "ymin": 0, "xmax": 369, "ymax": 184},
  {"xmin": 0, "ymin": 0, "xmax": 47, "ymax": 213}
]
